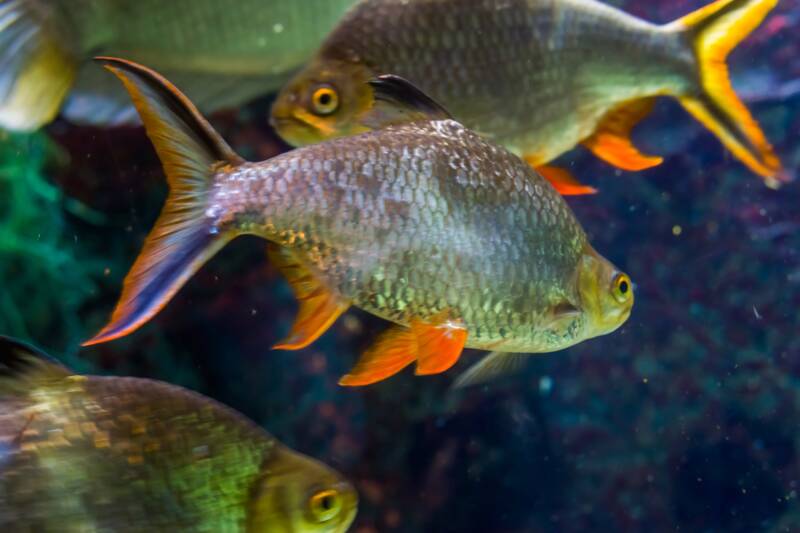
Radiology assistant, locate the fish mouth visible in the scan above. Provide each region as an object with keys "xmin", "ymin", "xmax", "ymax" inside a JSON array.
[
  {"xmin": 269, "ymin": 114, "xmax": 321, "ymax": 145},
  {"xmin": 269, "ymin": 114, "xmax": 306, "ymax": 131}
]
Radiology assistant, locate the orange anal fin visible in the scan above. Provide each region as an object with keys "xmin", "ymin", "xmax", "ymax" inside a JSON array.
[
  {"xmin": 268, "ymin": 244, "xmax": 348, "ymax": 351},
  {"xmin": 582, "ymin": 97, "xmax": 663, "ymax": 172},
  {"xmin": 414, "ymin": 321, "xmax": 468, "ymax": 375},
  {"xmin": 533, "ymin": 164, "xmax": 598, "ymax": 196},
  {"xmin": 339, "ymin": 326, "xmax": 417, "ymax": 386}
]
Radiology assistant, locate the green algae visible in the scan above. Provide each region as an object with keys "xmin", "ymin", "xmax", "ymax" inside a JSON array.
[{"xmin": 0, "ymin": 131, "xmax": 102, "ymax": 360}]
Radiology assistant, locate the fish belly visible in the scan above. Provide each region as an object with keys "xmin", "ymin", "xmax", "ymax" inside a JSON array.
[{"xmin": 61, "ymin": 0, "xmax": 356, "ymax": 75}]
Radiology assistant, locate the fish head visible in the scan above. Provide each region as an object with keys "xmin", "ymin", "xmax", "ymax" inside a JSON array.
[
  {"xmin": 248, "ymin": 444, "xmax": 358, "ymax": 532},
  {"xmin": 576, "ymin": 245, "xmax": 634, "ymax": 338},
  {"xmin": 271, "ymin": 57, "xmax": 374, "ymax": 147}
]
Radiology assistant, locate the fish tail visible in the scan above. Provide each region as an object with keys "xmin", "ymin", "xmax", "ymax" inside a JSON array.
[
  {"xmin": 84, "ymin": 57, "xmax": 245, "ymax": 346},
  {"xmin": 670, "ymin": 0, "xmax": 783, "ymax": 186},
  {"xmin": 0, "ymin": 1, "xmax": 77, "ymax": 130}
]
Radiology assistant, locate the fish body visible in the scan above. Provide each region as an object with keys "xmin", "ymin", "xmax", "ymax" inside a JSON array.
[
  {"xmin": 272, "ymin": 0, "xmax": 783, "ymax": 186},
  {"xmin": 84, "ymin": 60, "xmax": 633, "ymax": 385},
  {"xmin": 214, "ymin": 121, "xmax": 597, "ymax": 353},
  {"xmin": 0, "ymin": 0, "xmax": 356, "ymax": 129},
  {"xmin": 0, "ymin": 337, "xmax": 358, "ymax": 532}
]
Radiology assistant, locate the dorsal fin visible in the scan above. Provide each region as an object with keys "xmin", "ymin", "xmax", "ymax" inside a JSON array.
[
  {"xmin": 369, "ymin": 75, "xmax": 452, "ymax": 120},
  {"xmin": 359, "ymin": 75, "xmax": 453, "ymax": 131},
  {"xmin": 0, "ymin": 336, "xmax": 70, "ymax": 396}
]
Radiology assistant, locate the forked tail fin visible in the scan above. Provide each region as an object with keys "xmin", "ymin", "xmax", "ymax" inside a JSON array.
[
  {"xmin": 0, "ymin": 1, "xmax": 77, "ymax": 130},
  {"xmin": 84, "ymin": 58, "xmax": 244, "ymax": 346},
  {"xmin": 669, "ymin": 0, "xmax": 783, "ymax": 186}
]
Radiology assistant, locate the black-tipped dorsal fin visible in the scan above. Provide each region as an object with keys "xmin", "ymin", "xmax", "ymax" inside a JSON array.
[
  {"xmin": 0, "ymin": 336, "xmax": 70, "ymax": 396},
  {"xmin": 358, "ymin": 75, "xmax": 453, "ymax": 131},
  {"xmin": 369, "ymin": 75, "xmax": 452, "ymax": 120}
]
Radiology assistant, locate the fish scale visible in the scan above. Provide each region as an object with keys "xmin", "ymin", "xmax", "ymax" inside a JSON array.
[
  {"xmin": 320, "ymin": 0, "xmax": 685, "ymax": 159},
  {"xmin": 274, "ymin": 0, "xmax": 782, "ymax": 188},
  {"xmin": 210, "ymin": 119, "xmax": 587, "ymax": 351},
  {"xmin": 0, "ymin": 336, "xmax": 358, "ymax": 531}
]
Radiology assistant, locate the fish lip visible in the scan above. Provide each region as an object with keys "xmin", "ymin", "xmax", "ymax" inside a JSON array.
[
  {"xmin": 270, "ymin": 113, "xmax": 318, "ymax": 138},
  {"xmin": 269, "ymin": 114, "xmax": 295, "ymax": 129}
]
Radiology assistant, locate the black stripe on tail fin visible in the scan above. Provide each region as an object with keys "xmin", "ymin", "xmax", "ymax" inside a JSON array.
[
  {"xmin": 0, "ymin": 336, "xmax": 69, "ymax": 396},
  {"xmin": 83, "ymin": 58, "xmax": 244, "ymax": 346},
  {"xmin": 669, "ymin": 0, "xmax": 783, "ymax": 186}
]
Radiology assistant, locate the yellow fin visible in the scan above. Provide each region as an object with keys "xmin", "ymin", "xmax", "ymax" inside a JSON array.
[
  {"xmin": 531, "ymin": 164, "xmax": 598, "ymax": 196},
  {"xmin": 671, "ymin": 0, "xmax": 782, "ymax": 186},
  {"xmin": 268, "ymin": 245, "xmax": 349, "ymax": 351},
  {"xmin": 0, "ymin": 4, "xmax": 76, "ymax": 131},
  {"xmin": 0, "ymin": 336, "xmax": 70, "ymax": 396},
  {"xmin": 582, "ymin": 98, "xmax": 663, "ymax": 172},
  {"xmin": 339, "ymin": 316, "xmax": 468, "ymax": 386}
]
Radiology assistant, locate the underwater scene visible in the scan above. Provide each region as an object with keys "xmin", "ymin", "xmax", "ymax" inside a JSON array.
[{"xmin": 0, "ymin": 0, "xmax": 798, "ymax": 531}]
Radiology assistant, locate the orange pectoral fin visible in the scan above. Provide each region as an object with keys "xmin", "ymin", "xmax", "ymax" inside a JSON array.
[
  {"xmin": 413, "ymin": 320, "xmax": 468, "ymax": 375},
  {"xmin": 582, "ymin": 97, "xmax": 663, "ymax": 172},
  {"xmin": 268, "ymin": 245, "xmax": 348, "ymax": 351},
  {"xmin": 338, "ymin": 326, "xmax": 417, "ymax": 386},
  {"xmin": 533, "ymin": 165, "xmax": 598, "ymax": 196}
]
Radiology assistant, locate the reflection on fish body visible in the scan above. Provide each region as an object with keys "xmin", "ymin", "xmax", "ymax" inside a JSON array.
[
  {"xmin": 272, "ymin": 0, "xmax": 783, "ymax": 187},
  {"xmin": 83, "ymin": 59, "xmax": 633, "ymax": 386},
  {"xmin": 0, "ymin": 336, "xmax": 358, "ymax": 532},
  {"xmin": 0, "ymin": 0, "xmax": 356, "ymax": 130}
]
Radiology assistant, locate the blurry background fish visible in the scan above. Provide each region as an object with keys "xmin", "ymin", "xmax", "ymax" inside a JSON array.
[
  {"xmin": 0, "ymin": 0, "xmax": 357, "ymax": 130},
  {"xmin": 272, "ymin": 0, "xmax": 785, "ymax": 188},
  {"xmin": 0, "ymin": 336, "xmax": 358, "ymax": 532}
]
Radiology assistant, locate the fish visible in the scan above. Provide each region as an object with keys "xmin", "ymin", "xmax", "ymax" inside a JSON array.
[
  {"xmin": 0, "ymin": 336, "xmax": 358, "ymax": 531},
  {"xmin": 82, "ymin": 58, "xmax": 634, "ymax": 386},
  {"xmin": 271, "ymin": 0, "xmax": 785, "ymax": 190},
  {"xmin": 0, "ymin": 0, "xmax": 356, "ymax": 131}
]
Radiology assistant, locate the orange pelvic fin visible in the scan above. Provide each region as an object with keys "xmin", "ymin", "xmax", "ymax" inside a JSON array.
[
  {"xmin": 582, "ymin": 98, "xmax": 663, "ymax": 172},
  {"xmin": 670, "ymin": 0, "xmax": 782, "ymax": 186},
  {"xmin": 338, "ymin": 326, "xmax": 418, "ymax": 386},
  {"xmin": 532, "ymin": 164, "xmax": 598, "ymax": 196},
  {"xmin": 339, "ymin": 316, "xmax": 468, "ymax": 386},
  {"xmin": 268, "ymin": 245, "xmax": 349, "ymax": 351},
  {"xmin": 414, "ymin": 320, "xmax": 469, "ymax": 375}
]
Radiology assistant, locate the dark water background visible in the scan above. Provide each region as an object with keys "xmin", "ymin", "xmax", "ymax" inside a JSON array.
[{"xmin": 1, "ymin": 0, "xmax": 799, "ymax": 531}]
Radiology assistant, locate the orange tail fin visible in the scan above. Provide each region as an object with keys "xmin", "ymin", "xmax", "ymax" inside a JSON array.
[
  {"xmin": 83, "ymin": 58, "xmax": 244, "ymax": 346},
  {"xmin": 669, "ymin": 0, "xmax": 783, "ymax": 186}
]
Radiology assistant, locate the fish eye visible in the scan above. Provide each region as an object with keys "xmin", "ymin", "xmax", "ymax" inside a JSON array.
[
  {"xmin": 612, "ymin": 273, "xmax": 632, "ymax": 303},
  {"xmin": 311, "ymin": 85, "xmax": 339, "ymax": 116},
  {"xmin": 308, "ymin": 488, "xmax": 342, "ymax": 522}
]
